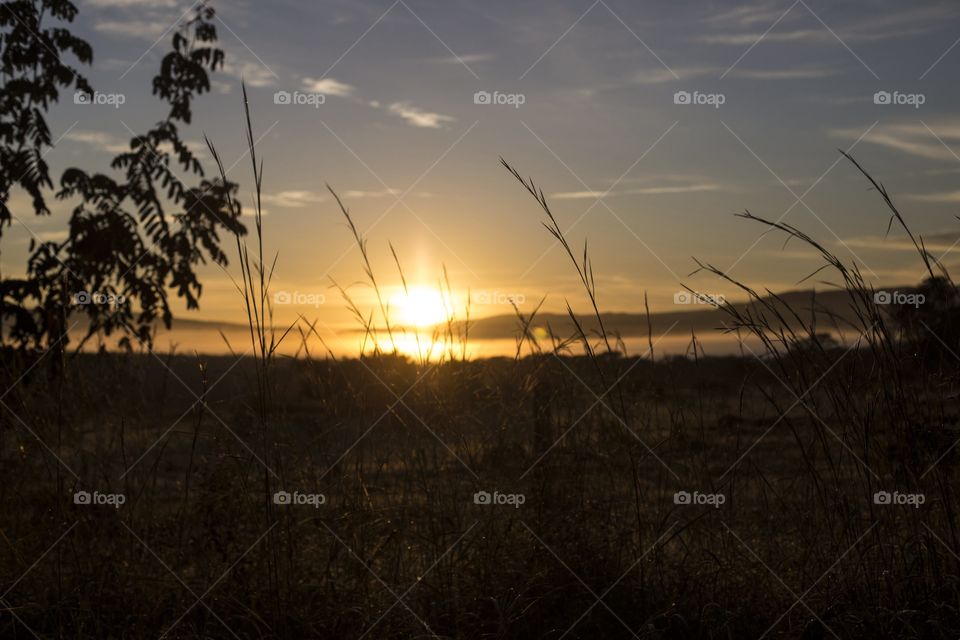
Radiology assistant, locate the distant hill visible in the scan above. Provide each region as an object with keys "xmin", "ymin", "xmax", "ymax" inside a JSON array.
[
  {"xmin": 460, "ymin": 286, "xmax": 907, "ymax": 340},
  {"xmin": 55, "ymin": 285, "xmax": 916, "ymax": 354}
]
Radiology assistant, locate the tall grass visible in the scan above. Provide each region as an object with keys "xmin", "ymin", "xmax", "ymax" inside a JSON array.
[{"xmin": 206, "ymin": 82, "xmax": 299, "ymax": 631}]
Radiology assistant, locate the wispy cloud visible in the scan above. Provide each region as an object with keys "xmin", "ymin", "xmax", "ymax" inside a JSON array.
[
  {"xmin": 65, "ymin": 131, "xmax": 129, "ymax": 154},
  {"xmin": 732, "ymin": 67, "xmax": 839, "ymax": 80},
  {"xmin": 832, "ymin": 122, "xmax": 960, "ymax": 162},
  {"xmin": 699, "ymin": 29, "xmax": 829, "ymax": 46},
  {"xmin": 388, "ymin": 102, "xmax": 454, "ymax": 129},
  {"xmin": 341, "ymin": 188, "xmax": 401, "ymax": 198},
  {"xmin": 906, "ymin": 191, "xmax": 960, "ymax": 203},
  {"xmin": 589, "ymin": 65, "xmax": 837, "ymax": 92},
  {"xmin": 222, "ymin": 59, "xmax": 277, "ymax": 88},
  {"xmin": 700, "ymin": 5, "xmax": 956, "ymax": 46},
  {"xmin": 552, "ymin": 183, "xmax": 722, "ymax": 200},
  {"xmin": 302, "ymin": 77, "xmax": 354, "ymax": 97},
  {"xmin": 11, "ymin": 229, "xmax": 69, "ymax": 246},
  {"xmin": 260, "ymin": 191, "xmax": 328, "ymax": 208},
  {"xmin": 847, "ymin": 231, "xmax": 960, "ymax": 252},
  {"xmin": 432, "ymin": 53, "xmax": 494, "ymax": 64},
  {"xmin": 86, "ymin": 0, "xmax": 180, "ymax": 6},
  {"xmin": 285, "ymin": 77, "xmax": 451, "ymax": 131},
  {"xmin": 633, "ymin": 67, "xmax": 717, "ymax": 84},
  {"xmin": 94, "ymin": 19, "xmax": 170, "ymax": 39},
  {"xmin": 705, "ymin": 2, "xmax": 800, "ymax": 28},
  {"xmin": 66, "ymin": 131, "xmax": 208, "ymax": 161},
  {"xmin": 850, "ymin": 5, "xmax": 958, "ymax": 40},
  {"xmin": 88, "ymin": 0, "xmax": 192, "ymax": 42},
  {"xmin": 260, "ymin": 188, "xmax": 425, "ymax": 208}
]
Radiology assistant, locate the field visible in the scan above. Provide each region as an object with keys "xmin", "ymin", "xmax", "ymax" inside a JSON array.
[{"xmin": 2, "ymin": 318, "xmax": 959, "ymax": 639}]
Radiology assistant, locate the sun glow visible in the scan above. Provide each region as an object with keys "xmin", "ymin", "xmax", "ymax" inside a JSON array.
[{"xmin": 389, "ymin": 285, "xmax": 454, "ymax": 329}]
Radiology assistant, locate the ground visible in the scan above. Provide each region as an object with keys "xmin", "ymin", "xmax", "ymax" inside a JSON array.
[{"xmin": 1, "ymin": 347, "xmax": 958, "ymax": 638}]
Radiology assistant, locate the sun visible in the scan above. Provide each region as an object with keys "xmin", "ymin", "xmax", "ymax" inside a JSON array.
[{"xmin": 390, "ymin": 285, "xmax": 453, "ymax": 328}]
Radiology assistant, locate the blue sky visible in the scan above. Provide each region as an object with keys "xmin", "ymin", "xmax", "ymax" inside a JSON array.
[{"xmin": 6, "ymin": 0, "xmax": 960, "ymax": 330}]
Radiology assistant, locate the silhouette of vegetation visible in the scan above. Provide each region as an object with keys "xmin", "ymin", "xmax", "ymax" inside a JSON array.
[
  {"xmin": 0, "ymin": 0, "xmax": 92, "ymax": 225},
  {"xmin": 0, "ymin": 0, "xmax": 244, "ymax": 352},
  {"xmin": 889, "ymin": 275, "xmax": 960, "ymax": 361},
  {"xmin": 0, "ymin": 0, "xmax": 92, "ymax": 347}
]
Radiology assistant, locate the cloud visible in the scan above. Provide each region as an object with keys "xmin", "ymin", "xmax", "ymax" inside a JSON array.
[
  {"xmin": 37, "ymin": 230, "xmax": 69, "ymax": 241},
  {"xmin": 87, "ymin": 0, "xmax": 196, "ymax": 41},
  {"xmin": 159, "ymin": 139, "xmax": 208, "ymax": 160},
  {"xmin": 66, "ymin": 131, "xmax": 209, "ymax": 161},
  {"xmin": 260, "ymin": 191, "xmax": 328, "ymax": 208},
  {"xmin": 341, "ymin": 188, "xmax": 401, "ymax": 198},
  {"xmin": 268, "ymin": 74, "xmax": 451, "ymax": 131},
  {"xmin": 552, "ymin": 190, "xmax": 605, "ymax": 200},
  {"xmin": 552, "ymin": 183, "xmax": 722, "ymax": 199},
  {"xmin": 846, "ymin": 231, "xmax": 960, "ymax": 252},
  {"xmin": 222, "ymin": 60, "xmax": 277, "ymax": 88},
  {"xmin": 336, "ymin": 188, "xmax": 434, "ymax": 199},
  {"xmin": 388, "ymin": 102, "xmax": 454, "ymax": 129},
  {"xmin": 906, "ymin": 167, "xmax": 960, "ymax": 178},
  {"xmin": 705, "ymin": 2, "xmax": 802, "ymax": 27},
  {"xmin": 65, "ymin": 131, "xmax": 129, "ymax": 154},
  {"xmin": 632, "ymin": 67, "xmax": 716, "ymax": 84},
  {"xmin": 699, "ymin": 29, "xmax": 829, "ymax": 46},
  {"xmin": 259, "ymin": 188, "xmax": 432, "ymax": 208},
  {"xmin": 850, "ymin": 6, "xmax": 959, "ymax": 41},
  {"xmin": 432, "ymin": 53, "xmax": 494, "ymax": 64},
  {"xmin": 86, "ymin": 0, "xmax": 180, "ymax": 6},
  {"xmin": 211, "ymin": 80, "xmax": 233, "ymax": 94},
  {"xmin": 10, "ymin": 229, "xmax": 69, "ymax": 246},
  {"xmin": 702, "ymin": 26, "xmax": 932, "ymax": 46},
  {"xmin": 94, "ymin": 20, "xmax": 171, "ymax": 39},
  {"xmin": 832, "ymin": 122, "xmax": 960, "ymax": 162},
  {"xmin": 700, "ymin": 5, "xmax": 956, "ymax": 47},
  {"xmin": 731, "ymin": 67, "xmax": 839, "ymax": 80},
  {"xmin": 907, "ymin": 191, "xmax": 960, "ymax": 203},
  {"xmin": 302, "ymin": 77, "xmax": 354, "ymax": 97},
  {"xmin": 584, "ymin": 65, "xmax": 835, "ymax": 95}
]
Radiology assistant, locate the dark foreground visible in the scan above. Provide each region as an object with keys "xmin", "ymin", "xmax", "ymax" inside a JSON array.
[{"xmin": 1, "ymin": 344, "xmax": 958, "ymax": 639}]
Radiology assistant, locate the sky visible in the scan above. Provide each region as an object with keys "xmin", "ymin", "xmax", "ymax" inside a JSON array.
[{"xmin": 5, "ymin": 0, "xmax": 960, "ymax": 343}]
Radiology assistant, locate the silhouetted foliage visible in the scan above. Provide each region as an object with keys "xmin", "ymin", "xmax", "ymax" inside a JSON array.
[
  {"xmin": 0, "ymin": 0, "xmax": 92, "ymax": 346},
  {"xmin": 791, "ymin": 331, "xmax": 840, "ymax": 354},
  {"xmin": 890, "ymin": 275, "xmax": 960, "ymax": 360},
  {"xmin": 0, "ymin": 0, "xmax": 244, "ymax": 351},
  {"xmin": 0, "ymin": 0, "xmax": 92, "ymax": 225}
]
